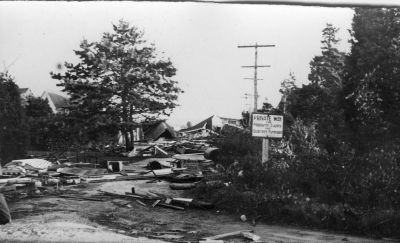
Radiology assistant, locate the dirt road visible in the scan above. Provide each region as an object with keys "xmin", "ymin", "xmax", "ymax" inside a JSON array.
[{"xmin": 0, "ymin": 179, "xmax": 397, "ymax": 243}]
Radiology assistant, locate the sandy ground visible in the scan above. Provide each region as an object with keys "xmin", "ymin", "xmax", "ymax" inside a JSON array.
[
  {"xmin": 0, "ymin": 211, "xmax": 165, "ymax": 243},
  {"xmin": 0, "ymin": 180, "xmax": 397, "ymax": 243}
]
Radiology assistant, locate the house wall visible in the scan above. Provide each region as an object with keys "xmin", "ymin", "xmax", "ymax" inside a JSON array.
[{"xmin": 220, "ymin": 117, "xmax": 242, "ymax": 127}]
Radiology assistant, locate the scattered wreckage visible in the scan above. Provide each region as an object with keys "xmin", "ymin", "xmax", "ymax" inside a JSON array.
[
  {"xmin": 0, "ymin": 137, "xmax": 264, "ymax": 242},
  {"xmin": 0, "ymin": 141, "xmax": 217, "ymax": 219}
]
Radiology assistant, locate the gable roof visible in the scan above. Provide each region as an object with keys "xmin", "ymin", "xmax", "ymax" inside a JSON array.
[
  {"xmin": 18, "ymin": 88, "xmax": 29, "ymax": 94},
  {"xmin": 143, "ymin": 121, "xmax": 175, "ymax": 141},
  {"xmin": 179, "ymin": 116, "xmax": 214, "ymax": 133},
  {"xmin": 47, "ymin": 92, "xmax": 69, "ymax": 109}
]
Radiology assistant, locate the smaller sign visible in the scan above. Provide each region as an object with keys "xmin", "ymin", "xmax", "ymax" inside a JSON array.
[{"xmin": 251, "ymin": 113, "xmax": 283, "ymax": 138}]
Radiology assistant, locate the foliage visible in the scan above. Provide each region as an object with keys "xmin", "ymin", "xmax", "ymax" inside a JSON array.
[
  {"xmin": 278, "ymin": 72, "xmax": 297, "ymax": 115},
  {"xmin": 196, "ymin": 16, "xmax": 400, "ymax": 238},
  {"xmin": 25, "ymin": 96, "xmax": 53, "ymax": 150},
  {"xmin": 343, "ymin": 8, "xmax": 400, "ymax": 148},
  {"xmin": 240, "ymin": 111, "xmax": 250, "ymax": 129},
  {"xmin": 0, "ymin": 72, "xmax": 29, "ymax": 163},
  {"xmin": 287, "ymin": 23, "xmax": 347, "ymax": 154},
  {"xmin": 52, "ymin": 19, "xmax": 182, "ymax": 150},
  {"xmin": 309, "ymin": 24, "xmax": 345, "ymax": 91},
  {"xmin": 25, "ymin": 96, "xmax": 52, "ymax": 118}
]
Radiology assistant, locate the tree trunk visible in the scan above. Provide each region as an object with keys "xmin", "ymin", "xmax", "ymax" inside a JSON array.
[
  {"xmin": 121, "ymin": 94, "xmax": 132, "ymax": 152},
  {"xmin": 129, "ymin": 104, "xmax": 134, "ymax": 149}
]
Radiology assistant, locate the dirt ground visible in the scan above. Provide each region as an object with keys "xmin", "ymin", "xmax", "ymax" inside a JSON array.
[
  {"xmin": 0, "ymin": 159, "xmax": 397, "ymax": 243},
  {"xmin": 1, "ymin": 179, "xmax": 398, "ymax": 243}
]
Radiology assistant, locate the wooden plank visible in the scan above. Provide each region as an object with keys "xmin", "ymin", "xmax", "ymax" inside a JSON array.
[
  {"xmin": 135, "ymin": 199, "xmax": 147, "ymax": 207},
  {"xmin": 262, "ymin": 138, "xmax": 269, "ymax": 164},
  {"xmin": 152, "ymin": 199, "xmax": 161, "ymax": 207},
  {"xmin": 241, "ymin": 231, "xmax": 262, "ymax": 241},
  {"xmin": 205, "ymin": 230, "xmax": 253, "ymax": 240},
  {"xmin": 155, "ymin": 146, "xmax": 169, "ymax": 155},
  {"xmin": 157, "ymin": 202, "xmax": 185, "ymax": 210}
]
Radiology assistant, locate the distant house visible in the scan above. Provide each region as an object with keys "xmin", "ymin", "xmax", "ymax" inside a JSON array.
[
  {"xmin": 41, "ymin": 91, "xmax": 69, "ymax": 113},
  {"xmin": 178, "ymin": 115, "xmax": 242, "ymax": 139},
  {"xmin": 219, "ymin": 116, "xmax": 242, "ymax": 127},
  {"xmin": 18, "ymin": 88, "xmax": 33, "ymax": 106}
]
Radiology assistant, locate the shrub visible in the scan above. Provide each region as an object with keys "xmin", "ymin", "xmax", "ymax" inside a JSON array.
[{"xmin": 195, "ymin": 118, "xmax": 400, "ymax": 237}]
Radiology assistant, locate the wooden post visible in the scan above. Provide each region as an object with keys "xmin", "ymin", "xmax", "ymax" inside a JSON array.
[{"xmin": 262, "ymin": 138, "xmax": 269, "ymax": 164}]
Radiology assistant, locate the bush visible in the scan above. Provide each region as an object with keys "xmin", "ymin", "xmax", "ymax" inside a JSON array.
[{"xmin": 195, "ymin": 119, "xmax": 400, "ymax": 238}]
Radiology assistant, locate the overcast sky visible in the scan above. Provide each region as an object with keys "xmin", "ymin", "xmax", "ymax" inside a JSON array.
[{"xmin": 0, "ymin": 2, "xmax": 354, "ymax": 128}]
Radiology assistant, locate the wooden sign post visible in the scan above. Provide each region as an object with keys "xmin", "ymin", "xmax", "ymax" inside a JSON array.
[
  {"xmin": 262, "ymin": 138, "xmax": 269, "ymax": 163},
  {"xmin": 251, "ymin": 113, "xmax": 283, "ymax": 164}
]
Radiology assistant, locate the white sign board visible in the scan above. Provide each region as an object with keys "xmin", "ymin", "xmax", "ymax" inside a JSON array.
[{"xmin": 251, "ymin": 113, "xmax": 283, "ymax": 138}]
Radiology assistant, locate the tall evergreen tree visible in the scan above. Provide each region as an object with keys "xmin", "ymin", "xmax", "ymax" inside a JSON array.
[
  {"xmin": 0, "ymin": 72, "xmax": 28, "ymax": 163},
  {"xmin": 287, "ymin": 24, "xmax": 346, "ymax": 153},
  {"xmin": 343, "ymin": 8, "xmax": 400, "ymax": 148},
  {"xmin": 52, "ymin": 20, "xmax": 182, "ymax": 150},
  {"xmin": 309, "ymin": 24, "xmax": 345, "ymax": 91}
]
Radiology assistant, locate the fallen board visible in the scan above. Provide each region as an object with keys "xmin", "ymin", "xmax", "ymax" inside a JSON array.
[
  {"xmin": 169, "ymin": 183, "xmax": 196, "ymax": 190},
  {"xmin": 204, "ymin": 230, "xmax": 253, "ymax": 240}
]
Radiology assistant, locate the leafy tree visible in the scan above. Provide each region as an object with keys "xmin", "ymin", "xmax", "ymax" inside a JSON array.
[
  {"xmin": 287, "ymin": 24, "xmax": 346, "ymax": 154},
  {"xmin": 25, "ymin": 96, "xmax": 52, "ymax": 118},
  {"xmin": 258, "ymin": 100, "xmax": 274, "ymax": 113},
  {"xmin": 0, "ymin": 72, "xmax": 28, "ymax": 163},
  {"xmin": 343, "ymin": 8, "xmax": 400, "ymax": 148},
  {"xmin": 240, "ymin": 111, "xmax": 250, "ymax": 129},
  {"xmin": 25, "ymin": 96, "xmax": 53, "ymax": 150},
  {"xmin": 52, "ymin": 20, "xmax": 182, "ymax": 150},
  {"xmin": 279, "ymin": 72, "xmax": 297, "ymax": 115}
]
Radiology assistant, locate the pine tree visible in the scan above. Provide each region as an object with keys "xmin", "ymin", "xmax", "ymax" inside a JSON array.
[
  {"xmin": 52, "ymin": 20, "xmax": 182, "ymax": 150},
  {"xmin": 309, "ymin": 24, "xmax": 345, "ymax": 91}
]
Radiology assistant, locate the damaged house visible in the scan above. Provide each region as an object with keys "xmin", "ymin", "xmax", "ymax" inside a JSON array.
[
  {"xmin": 118, "ymin": 121, "xmax": 176, "ymax": 145},
  {"xmin": 178, "ymin": 115, "xmax": 242, "ymax": 139}
]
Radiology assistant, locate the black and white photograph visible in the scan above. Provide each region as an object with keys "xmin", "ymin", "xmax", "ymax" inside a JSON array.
[{"xmin": 0, "ymin": 0, "xmax": 399, "ymax": 242}]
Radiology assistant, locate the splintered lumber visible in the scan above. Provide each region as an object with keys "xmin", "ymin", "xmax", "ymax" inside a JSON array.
[
  {"xmin": 199, "ymin": 240, "xmax": 224, "ymax": 243},
  {"xmin": 98, "ymin": 190, "xmax": 145, "ymax": 199},
  {"xmin": 204, "ymin": 230, "xmax": 253, "ymax": 240},
  {"xmin": 135, "ymin": 199, "xmax": 147, "ymax": 207},
  {"xmin": 154, "ymin": 146, "xmax": 169, "ymax": 156},
  {"xmin": 152, "ymin": 199, "xmax": 161, "ymax": 207},
  {"xmin": 146, "ymin": 191, "xmax": 161, "ymax": 199},
  {"xmin": 157, "ymin": 202, "xmax": 185, "ymax": 211},
  {"xmin": 172, "ymin": 198, "xmax": 193, "ymax": 203},
  {"xmin": 241, "ymin": 231, "xmax": 262, "ymax": 241},
  {"xmin": 125, "ymin": 192, "xmax": 161, "ymax": 200},
  {"xmin": 58, "ymin": 195, "xmax": 105, "ymax": 202},
  {"xmin": 4, "ymin": 178, "xmax": 33, "ymax": 185},
  {"xmin": 169, "ymin": 183, "xmax": 196, "ymax": 190},
  {"xmin": 88, "ymin": 175, "xmax": 158, "ymax": 183},
  {"xmin": 172, "ymin": 198, "xmax": 214, "ymax": 209}
]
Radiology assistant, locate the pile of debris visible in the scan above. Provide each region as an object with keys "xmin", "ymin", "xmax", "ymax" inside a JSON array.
[{"xmin": 0, "ymin": 138, "xmax": 221, "ymax": 223}]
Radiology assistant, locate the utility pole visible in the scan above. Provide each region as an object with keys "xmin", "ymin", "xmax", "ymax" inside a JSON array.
[
  {"xmin": 238, "ymin": 43, "xmax": 275, "ymax": 164},
  {"xmin": 238, "ymin": 43, "xmax": 274, "ymax": 111}
]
